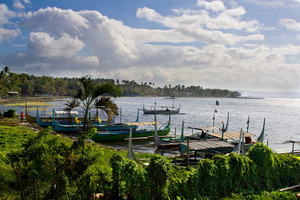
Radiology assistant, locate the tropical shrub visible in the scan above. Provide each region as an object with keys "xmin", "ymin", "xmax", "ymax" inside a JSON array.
[
  {"xmin": 146, "ymin": 154, "xmax": 172, "ymax": 200},
  {"xmin": 4, "ymin": 127, "xmax": 96, "ymax": 199},
  {"xmin": 3, "ymin": 109, "xmax": 16, "ymax": 118}
]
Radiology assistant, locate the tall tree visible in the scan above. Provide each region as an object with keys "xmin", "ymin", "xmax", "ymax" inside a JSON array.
[{"xmin": 73, "ymin": 76, "xmax": 122, "ymax": 132}]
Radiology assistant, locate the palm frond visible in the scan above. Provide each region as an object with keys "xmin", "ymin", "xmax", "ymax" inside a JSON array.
[
  {"xmin": 95, "ymin": 97, "xmax": 119, "ymax": 116},
  {"xmin": 64, "ymin": 99, "xmax": 80, "ymax": 112}
]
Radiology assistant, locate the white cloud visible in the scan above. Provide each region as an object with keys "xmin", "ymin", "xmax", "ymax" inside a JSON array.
[
  {"xmin": 0, "ymin": 27, "xmax": 19, "ymax": 43},
  {"xmin": 136, "ymin": 7, "xmax": 164, "ymax": 22},
  {"xmin": 197, "ymin": 0, "xmax": 226, "ymax": 12},
  {"xmin": 13, "ymin": 0, "xmax": 25, "ymax": 10},
  {"xmin": 21, "ymin": 7, "xmax": 90, "ymax": 36},
  {"xmin": 0, "ymin": 4, "xmax": 17, "ymax": 25},
  {"xmin": 23, "ymin": 0, "xmax": 31, "ymax": 4},
  {"xmin": 279, "ymin": 19, "xmax": 300, "ymax": 31},
  {"xmin": 0, "ymin": 4, "xmax": 19, "ymax": 43},
  {"xmin": 28, "ymin": 32, "xmax": 85, "ymax": 57},
  {"xmin": 137, "ymin": 5, "xmax": 263, "ymax": 46}
]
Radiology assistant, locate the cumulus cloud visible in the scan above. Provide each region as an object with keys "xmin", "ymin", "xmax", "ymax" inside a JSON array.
[
  {"xmin": 197, "ymin": 0, "xmax": 226, "ymax": 12},
  {"xmin": 0, "ymin": 27, "xmax": 19, "ymax": 43},
  {"xmin": 279, "ymin": 19, "xmax": 300, "ymax": 31},
  {"xmin": 0, "ymin": 4, "xmax": 19, "ymax": 43},
  {"xmin": 13, "ymin": 0, "xmax": 25, "ymax": 10},
  {"xmin": 0, "ymin": 4, "xmax": 17, "ymax": 25},
  {"xmin": 137, "ymin": 5, "xmax": 263, "ymax": 46},
  {"xmin": 28, "ymin": 32, "xmax": 85, "ymax": 58}
]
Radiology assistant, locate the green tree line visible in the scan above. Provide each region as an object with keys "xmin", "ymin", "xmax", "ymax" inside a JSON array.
[{"xmin": 0, "ymin": 66, "xmax": 241, "ymax": 98}]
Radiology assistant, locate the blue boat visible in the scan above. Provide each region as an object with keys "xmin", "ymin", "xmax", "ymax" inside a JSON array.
[
  {"xmin": 91, "ymin": 115, "xmax": 171, "ymax": 142},
  {"xmin": 51, "ymin": 108, "xmax": 140, "ymax": 133}
]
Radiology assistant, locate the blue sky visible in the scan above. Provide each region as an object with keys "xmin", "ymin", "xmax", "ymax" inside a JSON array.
[{"xmin": 1, "ymin": 0, "xmax": 300, "ymax": 93}]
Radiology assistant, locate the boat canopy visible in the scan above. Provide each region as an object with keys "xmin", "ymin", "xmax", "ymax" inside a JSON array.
[
  {"xmin": 181, "ymin": 140, "xmax": 235, "ymax": 152},
  {"xmin": 206, "ymin": 131, "xmax": 254, "ymax": 140},
  {"xmin": 283, "ymin": 140, "xmax": 300, "ymax": 144},
  {"xmin": 54, "ymin": 111, "xmax": 79, "ymax": 115},
  {"xmin": 124, "ymin": 121, "xmax": 160, "ymax": 126},
  {"xmin": 188, "ymin": 126, "xmax": 219, "ymax": 131}
]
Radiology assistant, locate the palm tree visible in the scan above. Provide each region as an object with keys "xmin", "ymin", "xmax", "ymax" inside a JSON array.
[
  {"xmin": 64, "ymin": 99, "xmax": 80, "ymax": 125},
  {"xmin": 73, "ymin": 76, "xmax": 122, "ymax": 132},
  {"xmin": 95, "ymin": 97, "xmax": 119, "ymax": 126},
  {"xmin": 0, "ymin": 66, "xmax": 11, "ymax": 83},
  {"xmin": 3, "ymin": 66, "xmax": 10, "ymax": 75}
]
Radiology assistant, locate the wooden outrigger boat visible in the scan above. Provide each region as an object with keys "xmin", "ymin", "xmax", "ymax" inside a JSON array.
[
  {"xmin": 280, "ymin": 140, "xmax": 300, "ymax": 155},
  {"xmin": 206, "ymin": 118, "xmax": 266, "ymax": 151},
  {"xmin": 180, "ymin": 139, "xmax": 236, "ymax": 157},
  {"xmin": 25, "ymin": 102, "xmax": 39, "ymax": 123},
  {"xmin": 91, "ymin": 115, "xmax": 171, "ymax": 142},
  {"xmin": 36, "ymin": 106, "xmax": 80, "ymax": 127},
  {"xmin": 26, "ymin": 102, "xmax": 114, "ymax": 125},
  {"xmin": 36, "ymin": 108, "xmax": 52, "ymax": 127},
  {"xmin": 93, "ymin": 109, "xmax": 140, "ymax": 132},
  {"xmin": 143, "ymin": 103, "xmax": 180, "ymax": 115},
  {"xmin": 158, "ymin": 112, "xmax": 230, "ymax": 146},
  {"xmin": 127, "ymin": 128, "xmax": 148, "ymax": 166},
  {"xmin": 51, "ymin": 109, "xmax": 140, "ymax": 133},
  {"xmin": 244, "ymin": 118, "xmax": 265, "ymax": 150},
  {"xmin": 51, "ymin": 109, "xmax": 81, "ymax": 133}
]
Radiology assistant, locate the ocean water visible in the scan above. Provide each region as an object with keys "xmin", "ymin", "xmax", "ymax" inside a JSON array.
[
  {"xmin": 113, "ymin": 97, "xmax": 300, "ymax": 153},
  {"xmin": 1, "ymin": 97, "xmax": 299, "ymax": 154}
]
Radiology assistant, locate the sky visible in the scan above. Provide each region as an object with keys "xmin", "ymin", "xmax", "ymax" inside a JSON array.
[{"xmin": 1, "ymin": 0, "xmax": 300, "ymax": 93}]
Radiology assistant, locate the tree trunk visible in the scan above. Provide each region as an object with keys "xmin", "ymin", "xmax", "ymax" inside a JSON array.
[
  {"xmin": 33, "ymin": 178, "xmax": 38, "ymax": 200},
  {"xmin": 83, "ymin": 110, "xmax": 88, "ymax": 133},
  {"xmin": 11, "ymin": 162, "xmax": 25, "ymax": 200}
]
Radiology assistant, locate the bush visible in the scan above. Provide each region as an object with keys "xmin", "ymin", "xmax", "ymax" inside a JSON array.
[{"xmin": 3, "ymin": 109, "xmax": 16, "ymax": 118}]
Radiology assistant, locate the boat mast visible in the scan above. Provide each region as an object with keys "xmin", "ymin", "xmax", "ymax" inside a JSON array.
[
  {"xmin": 154, "ymin": 102, "xmax": 162, "ymax": 147},
  {"xmin": 246, "ymin": 116, "xmax": 250, "ymax": 133}
]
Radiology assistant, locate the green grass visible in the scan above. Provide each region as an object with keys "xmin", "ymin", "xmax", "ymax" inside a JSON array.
[
  {"xmin": 0, "ymin": 125, "xmax": 36, "ymax": 153},
  {"xmin": 3, "ymin": 102, "xmax": 51, "ymax": 107}
]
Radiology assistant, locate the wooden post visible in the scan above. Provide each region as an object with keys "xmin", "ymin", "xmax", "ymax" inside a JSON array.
[
  {"xmin": 174, "ymin": 127, "xmax": 176, "ymax": 138},
  {"xmin": 247, "ymin": 116, "xmax": 250, "ymax": 133},
  {"xmin": 186, "ymin": 137, "xmax": 189, "ymax": 168},
  {"xmin": 180, "ymin": 121, "xmax": 185, "ymax": 142},
  {"xmin": 221, "ymin": 123, "xmax": 225, "ymax": 141}
]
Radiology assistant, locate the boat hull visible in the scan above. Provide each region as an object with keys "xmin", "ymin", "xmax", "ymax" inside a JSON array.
[
  {"xmin": 143, "ymin": 103, "xmax": 180, "ymax": 115},
  {"xmin": 91, "ymin": 124, "xmax": 170, "ymax": 142},
  {"xmin": 143, "ymin": 109, "xmax": 180, "ymax": 115}
]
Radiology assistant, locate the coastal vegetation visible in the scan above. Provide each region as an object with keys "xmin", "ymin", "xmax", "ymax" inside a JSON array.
[
  {"xmin": 0, "ymin": 121, "xmax": 299, "ymax": 199},
  {"xmin": 0, "ymin": 66, "xmax": 240, "ymax": 98}
]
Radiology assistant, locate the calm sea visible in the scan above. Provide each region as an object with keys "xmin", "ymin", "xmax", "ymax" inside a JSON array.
[{"xmin": 1, "ymin": 97, "xmax": 300, "ymax": 153}]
